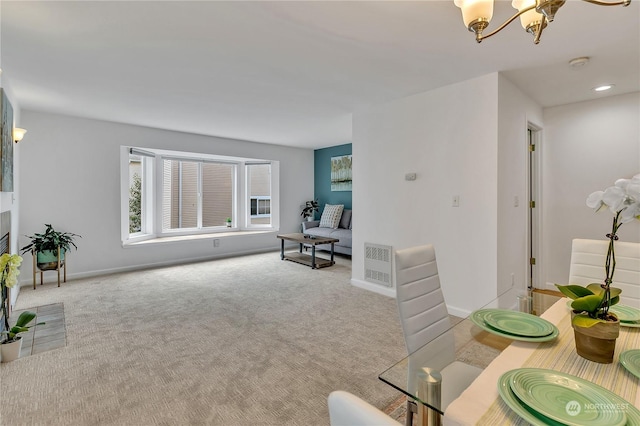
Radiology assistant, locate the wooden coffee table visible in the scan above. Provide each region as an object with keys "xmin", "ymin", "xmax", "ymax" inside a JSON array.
[{"xmin": 277, "ymin": 233, "xmax": 339, "ymax": 269}]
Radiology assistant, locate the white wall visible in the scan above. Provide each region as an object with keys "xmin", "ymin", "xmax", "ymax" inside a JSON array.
[
  {"xmin": 542, "ymin": 92, "xmax": 640, "ymax": 287},
  {"xmin": 19, "ymin": 110, "xmax": 314, "ymax": 281},
  {"xmin": 352, "ymin": 73, "xmax": 502, "ymax": 315},
  {"xmin": 0, "ymin": 77, "xmax": 24, "ymax": 307},
  {"xmin": 497, "ymin": 76, "xmax": 543, "ymax": 298}
]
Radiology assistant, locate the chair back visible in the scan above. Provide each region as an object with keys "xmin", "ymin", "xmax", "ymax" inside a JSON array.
[
  {"xmin": 569, "ymin": 238, "xmax": 640, "ymax": 307},
  {"xmin": 395, "ymin": 244, "xmax": 451, "ymax": 354},
  {"xmin": 327, "ymin": 391, "xmax": 401, "ymax": 426}
]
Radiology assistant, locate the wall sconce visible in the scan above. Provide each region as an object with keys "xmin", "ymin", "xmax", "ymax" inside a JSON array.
[{"xmin": 13, "ymin": 128, "xmax": 26, "ymax": 143}]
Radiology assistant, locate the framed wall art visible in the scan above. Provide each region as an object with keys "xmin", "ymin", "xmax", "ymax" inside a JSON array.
[
  {"xmin": 331, "ymin": 154, "xmax": 352, "ymax": 192},
  {"xmin": 0, "ymin": 89, "xmax": 14, "ymax": 192}
]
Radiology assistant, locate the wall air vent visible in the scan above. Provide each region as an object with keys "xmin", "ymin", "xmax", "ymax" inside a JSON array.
[{"xmin": 364, "ymin": 243, "xmax": 392, "ymax": 287}]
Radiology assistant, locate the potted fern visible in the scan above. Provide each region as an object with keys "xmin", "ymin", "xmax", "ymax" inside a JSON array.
[
  {"xmin": 20, "ymin": 224, "xmax": 81, "ymax": 270},
  {"xmin": 556, "ymin": 174, "xmax": 640, "ymax": 363}
]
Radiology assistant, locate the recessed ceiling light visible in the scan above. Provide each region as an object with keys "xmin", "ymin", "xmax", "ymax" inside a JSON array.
[{"xmin": 593, "ymin": 84, "xmax": 615, "ymax": 92}]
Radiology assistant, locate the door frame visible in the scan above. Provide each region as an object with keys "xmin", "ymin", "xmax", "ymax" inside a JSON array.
[{"xmin": 527, "ymin": 124, "xmax": 543, "ymax": 290}]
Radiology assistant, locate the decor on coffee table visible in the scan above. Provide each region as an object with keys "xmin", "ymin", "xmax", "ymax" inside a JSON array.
[
  {"xmin": 556, "ymin": 173, "xmax": 640, "ymax": 363},
  {"xmin": 21, "ymin": 224, "xmax": 81, "ymax": 289}
]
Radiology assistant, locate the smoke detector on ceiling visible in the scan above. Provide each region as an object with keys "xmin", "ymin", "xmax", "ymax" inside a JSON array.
[{"xmin": 569, "ymin": 57, "xmax": 590, "ymax": 69}]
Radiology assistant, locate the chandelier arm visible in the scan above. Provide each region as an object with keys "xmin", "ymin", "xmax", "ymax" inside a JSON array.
[
  {"xmin": 477, "ymin": 4, "xmax": 537, "ymax": 42},
  {"xmin": 533, "ymin": 15, "xmax": 546, "ymax": 44},
  {"xmin": 580, "ymin": 0, "xmax": 631, "ymax": 5}
]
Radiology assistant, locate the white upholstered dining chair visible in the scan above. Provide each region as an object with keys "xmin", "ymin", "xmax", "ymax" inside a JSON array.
[
  {"xmin": 394, "ymin": 244, "xmax": 482, "ymax": 426},
  {"xmin": 327, "ymin": 391, "xmax": 401, "ymax": 426},
  {"xmin": 568, "ymin": 238, "xmax": 640, "ymax": 307}
]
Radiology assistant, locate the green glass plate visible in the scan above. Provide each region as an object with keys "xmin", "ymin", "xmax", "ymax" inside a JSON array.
[
  {"xmin": 620, "ymin": 320, "xmax": 640, "ymax": 328},
  {"xmin": 497, "ymin": 370, "xmax": 564, "ymax": 426},
  {"xmin": 610, "ymin": 305, "xmax": 640, "ymax": 322},
  {"xmin": 470, "ymin": 310, "xmax": 559, "ymax": 342},
  {"xmin": 501, "ymin": 369, "xmax": 640, "ymax": 426},
  {"xmin": 510, "ymin": 369, "xmax": 627, "ymax": 426},
  {"xmin": 483, "ymin": 309, "xmax": 554, "ymax": 337},
  {"xmin": 620, "ymin": 349, "xmax": 640, "ymax": 379}
]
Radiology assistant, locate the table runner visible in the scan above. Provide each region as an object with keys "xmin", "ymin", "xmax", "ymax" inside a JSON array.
[{"xmin": 444, "ymin": 298, "xmax": 640, "ymax": 425}]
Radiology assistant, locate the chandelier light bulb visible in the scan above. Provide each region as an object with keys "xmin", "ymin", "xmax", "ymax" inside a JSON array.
[
  {"xmin": 513, "ymin": 0, "xmax": 544, "ymax": 30},
  {"xmin": 454, "ymin": 0, "xmax": 494, "ymax": 27}
]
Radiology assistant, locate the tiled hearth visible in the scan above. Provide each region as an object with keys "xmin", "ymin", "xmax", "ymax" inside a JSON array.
[{"xmin": 10, "ymin": 303, "xmax": 66, "ymax": 358}]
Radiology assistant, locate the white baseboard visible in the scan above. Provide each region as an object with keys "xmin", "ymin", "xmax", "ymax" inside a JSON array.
[
  {"xmin": 447, "ymin": 305, "xmax": 472, "ymax": 318},
  {"xmin": 19, "ymin": 247, "xmax": 278, "ymax": 287},
  {"xmin": 350, "ymin": 278, "xmax": 395, "ymax": 298}
]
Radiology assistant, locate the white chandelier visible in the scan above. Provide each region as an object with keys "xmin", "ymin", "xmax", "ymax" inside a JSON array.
[{"xmin": 454, "ymin": 0, "xmax": 631, "ymax": 44}]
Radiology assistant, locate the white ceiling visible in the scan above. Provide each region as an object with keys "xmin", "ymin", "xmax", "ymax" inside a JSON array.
[{"xmin": 1, "ymin": 1, "xmax": 638, "ymax": 149}]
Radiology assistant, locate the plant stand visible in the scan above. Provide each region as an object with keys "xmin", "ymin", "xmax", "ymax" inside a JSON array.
[{"xmin": 32, "ymin": 247, "xmax": 66, "ymax": 289}]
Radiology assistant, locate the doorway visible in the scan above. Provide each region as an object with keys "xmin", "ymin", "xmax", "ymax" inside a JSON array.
[{"xmin": 528, "ymin": 126, "xmax": 541, "ymax": 290}]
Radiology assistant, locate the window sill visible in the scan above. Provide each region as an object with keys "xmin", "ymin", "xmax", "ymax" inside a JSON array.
[{"xmin": 123, "ymin": 229, "xmax": 277, "ymax": 247}]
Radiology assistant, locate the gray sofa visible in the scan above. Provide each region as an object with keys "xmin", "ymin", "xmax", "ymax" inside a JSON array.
[{"xmin": 302, "ymin": 209, "xmax": 352, "ymax": 256}]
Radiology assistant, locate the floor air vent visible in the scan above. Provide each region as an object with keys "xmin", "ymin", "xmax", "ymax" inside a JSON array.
[{"xmin": 364, "ymin": 243, "xmax": 392, "ymax": 287}]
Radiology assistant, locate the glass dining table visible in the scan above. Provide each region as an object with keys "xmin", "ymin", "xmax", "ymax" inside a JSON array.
[{"xmin": 378, "ymin": 291, "xmax": 640, "ymax": 425}]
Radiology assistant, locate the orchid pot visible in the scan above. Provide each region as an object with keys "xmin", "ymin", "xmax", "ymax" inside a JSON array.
[{"xmin": 0, "ymin": 336, "xmax": 22, "ymax": 362}]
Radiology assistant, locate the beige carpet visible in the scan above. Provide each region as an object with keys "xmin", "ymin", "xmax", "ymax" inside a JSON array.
[{"xmin": 1, "ymin": 252, "xmax": 406, "ymax": 425}]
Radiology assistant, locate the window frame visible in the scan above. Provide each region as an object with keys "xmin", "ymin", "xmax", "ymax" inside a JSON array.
[
  {"xmin": 158, "ymin": 157, "xmax": 238, "ymax": 235},
  {"xmin": 121, "ymin": 147, "xmax": 279, "ymax": 245},
  {"xmin": 246, "ymin": 162, "xmax": 273, "ymax": 228},
  {"xmin": 250, "ymin": 197, "xmax": 271, "ymax": 218}
]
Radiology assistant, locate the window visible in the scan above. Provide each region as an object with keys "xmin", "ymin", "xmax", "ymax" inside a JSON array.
[
  {"xmin": 250, "ymin": 197, "xmax": 271, "ymax": 217},
  {"xmin": 202, "ymin": 162, "xmax": 234, "ymax": 228},
  {"xmin": 247, "ymin": 163, "xmax": 271, "ymax": 226},
  {"xmin": 129, "ymin": 155, "xmax": 143, "ymax": 233},
  {"xmin": 161, "ymin": 159, "xmax": 235, "ymax": 230},
  {"xmin": 121, "ymin": 147, "xmax": 279, "ymax": 244},
  {"xmin": 127, "ymin": 149, "xmax": 154, "ymax": 238}
]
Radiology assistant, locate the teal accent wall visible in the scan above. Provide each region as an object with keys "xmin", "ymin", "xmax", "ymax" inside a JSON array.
[{"xmin": 314, "ymin": 143, "xmax": 352, "ymax": 218}]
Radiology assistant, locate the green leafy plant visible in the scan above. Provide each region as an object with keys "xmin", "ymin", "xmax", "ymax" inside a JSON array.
[
  {"xmin": 20, "ymin": 224, "xmax": 81, "ymax": 256},
  {"xmin": 301, "ymin": 200, "xmax": 319, "ymax": 219},
  {"xmin": 225, "ymin": 217, "xmax": 232, "ymax": 223},
  {"xmin": 556, "ymin": 174, "xmax": 640, "ymax": 328},
  {"xmin": 556, "ymin": 283, "xmax": 622, "ymax": 327},
  {"xmin": 1, "ymin": 311, "xmax": 43, "ymax": 344}
]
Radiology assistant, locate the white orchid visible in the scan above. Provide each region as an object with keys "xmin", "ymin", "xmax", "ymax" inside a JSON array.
[
  {"xmin": 587, "ymin": 174, "xmax": 640, "ymax": 223},
  {"xmin": 1, "ymin": 253, "xmax": 24, "ymax": 342},
  {"xmin": 570, "ymin": 174, "xmax": 640, "ymax": 320},
  {"xmin": 0, "ymin": 254, "xmax": 22, "ymax": 288}
]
